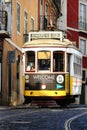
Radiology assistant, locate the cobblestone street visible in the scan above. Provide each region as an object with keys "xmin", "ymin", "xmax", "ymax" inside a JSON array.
[{"xmin": 0, "ymin": 104, "xmax": 87, "ymax": 130}]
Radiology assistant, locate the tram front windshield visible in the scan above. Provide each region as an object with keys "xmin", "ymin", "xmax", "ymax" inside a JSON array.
[
  {"xmin": 25, "ymin": 50, "xmax": 64, "ymax": 72},
  {"xmin": 38, "ymin": 51, "xmax": 50, "ymax": 71}
]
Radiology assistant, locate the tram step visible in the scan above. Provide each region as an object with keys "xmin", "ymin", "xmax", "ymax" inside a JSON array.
[{"xmin": 30, "ymin": 100, "xmax": 57, "ymax": 107}]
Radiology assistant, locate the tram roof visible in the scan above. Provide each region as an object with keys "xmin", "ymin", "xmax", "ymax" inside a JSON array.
[{"xmin": 23, "ymin": 39, "xmax": 77, "ymax": 48}]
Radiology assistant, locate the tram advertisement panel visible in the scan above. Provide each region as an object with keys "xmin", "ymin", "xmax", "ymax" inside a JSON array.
[{"xmin": 25, "ymin": 74, "xmax": 65, "ymax": 90}]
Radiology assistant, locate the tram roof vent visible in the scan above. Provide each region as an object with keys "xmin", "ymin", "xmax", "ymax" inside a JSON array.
[{"xmin": 28, "ymin": 31, "xmax": 64, "ymax": 41}]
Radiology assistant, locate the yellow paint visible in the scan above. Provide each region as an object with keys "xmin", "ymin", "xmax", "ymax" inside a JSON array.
[
  {"xmin": 24, "ymin": 90, "xmax": 66, "ymax": 97},
  {"xmin": 22, "ymin": 76, "xmax": 25, "ymax": 90},
  {"xmin": 65, "ymin": 74, "xmax": 69, "ymax": 93},
  {"xmin": 24, "ymin": 75, "xmax": 82, "ymax": 97},
  {"xmin": 38, "ymin": 51, "xmax": 50, "ymax": 59},
  {"xmin": 70, "ymin": 76, "xmax": 74, "ymax": 95}
]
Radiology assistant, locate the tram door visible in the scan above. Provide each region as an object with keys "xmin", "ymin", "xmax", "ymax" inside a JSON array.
[
  {"xmin": 67, "ymin": 54, "xmax": 71, "ymax": 94},
  {"xmin": 0, "ymin": 63, "xmax": 1, "ymax": 92},
  {"xmin": 16, "ymin": 55, "xmax": 20, "ymax": 103},
  {"xmin": 0, "ymin": 51, "xmax": 2, "ymax": 103},
  {"xmin": 0, "ymin": 63, "xmax": 1, "ymax": 93}
]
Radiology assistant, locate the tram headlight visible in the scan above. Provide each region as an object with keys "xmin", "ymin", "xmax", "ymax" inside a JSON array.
[
  {"xmin": 25, "ymin": 75, "xmax": 29, "ymax": 79},
  {"xmin": 56, "ymin": 75, "xmax": 64, "ymax": 84},
  {"xmin": 41, "ymin": 84, "xmax": 46, "ymax": 89},
  {"xmin": 25, "ymin": 75, "xmax": 29, "ymax": 83},
  {"xmin": 26, "ymin": 79, "xmax": 29, "ymax": 83}
]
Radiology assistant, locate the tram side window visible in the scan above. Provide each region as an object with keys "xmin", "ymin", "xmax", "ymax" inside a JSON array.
[
  {"xmin": 38, "ymin": 51, "xmax": 50, "ymax": 71},
  {"xmin": 26, "ymin": 51, "xmax": 35, "ymax": 71},
  {"xmin": 67, "ymin": 54, "xmax": 70, "ymax": 72},
  {"xmin": 74, "ymin": 55, "xmax": 81, "ymax": 76},
  {"xmin": 53, "ymin": 51, "xmax": 64, "ymax": 72}
]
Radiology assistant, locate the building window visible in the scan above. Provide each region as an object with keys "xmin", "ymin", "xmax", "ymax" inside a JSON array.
[
  {"xmin": 79, "ymin": 39, "xmax": 87, "ymax": 55},
  {"xmin": 79, "ymin": 3, "xmax": 87, "ymax": 31},
  {"xmin": 82, "ymin": 70, "xmax": 86, "ymax": 82},
  {"xmin": 24, "ymin": 11, "xmax": 28, "ymax": 34},
  {"xmin": 57, "ymin": 0, "xmax": 61, "ymax": 8},
  {"xmin": 45, "ymin": 4, "xmax": 48, "ymax": 20},
  {"xmin": 31, "ymin": 17, "xmax": 34, "ymax": 31},
  {"xmin": 50, "ymin": 12, "xmax": 53, "ymax": 26},
  {"xmin": 41, "ymin": 0, "xmax": 43, "ymax": 5},
  {"xmin": 44, "ymin": 4, "xmax": 48, "ymax": 29},
  {"xmin": 17, "ymin": 3, "xmax": 20, "ymax": 33}
]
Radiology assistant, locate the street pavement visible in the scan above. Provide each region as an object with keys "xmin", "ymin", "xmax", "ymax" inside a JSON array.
[{"xmin": 0, "ymin": 104, "xmax": 87, "ymax": 130}]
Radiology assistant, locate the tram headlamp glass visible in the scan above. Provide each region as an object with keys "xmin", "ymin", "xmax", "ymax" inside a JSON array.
[
  {"xmin": 25, "ymin": 75, "xmax": 29, "ymax": 83},
  {"xmin": 26, "ymin": 79, "xmax": 29, "ymax": 83},
  {"xmin": 56, "ymin": 75, "xmax": 64, "ymax": 84},
  {"xmin": 41, "ymin": 84, "xmax": 46, "ymax": 89},
  {"xmin": 25, "ymin": 75, "xmax": 29, "ymax": 79}
]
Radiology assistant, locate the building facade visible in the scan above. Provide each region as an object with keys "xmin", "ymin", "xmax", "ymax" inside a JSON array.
[
  {"xmin": 0, "ymin": 0, "xmax": 60, "ymax": 106},
  {"xmin": 38, "ymin": 0, "xmax": 61, "ymax": 31},
  {"xmin": 0, "ymin": 0, "xmax": 38, "ymax": 105},
  {"xmin": 58, "ymin": 0, "xmax": 87, "ymax": 104}
]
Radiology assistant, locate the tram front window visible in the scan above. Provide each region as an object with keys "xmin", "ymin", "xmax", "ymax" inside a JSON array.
[
  {"xmin": 38, "ymin": 51, "xmax": 50, "ymax": 71},
  {"xmin": 53, "ymin": 51, "xmax": 64, "ymax": 72},
  {"xmin": 26, "ymin": 51, "xmax": 35, "ymax": 71}
]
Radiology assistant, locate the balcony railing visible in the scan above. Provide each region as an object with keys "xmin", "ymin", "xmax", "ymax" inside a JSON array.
[
  {"xmin": 0, "ymin": 10, "xmax": 7, "ymax": 31},
  {"xmin": 23, "ymin": 15, "xmax": 57, "ymax": 43},
  {"xmin": 0, "ymin": 10, "xmax": 10, "ymax": 38},
  {"xmin": 79, "ymin": 19, "xmax": 87, "ymax": 32},
  {"xmin": 39, "ymin": 15, "xmax": 57, "ymax": 31}
]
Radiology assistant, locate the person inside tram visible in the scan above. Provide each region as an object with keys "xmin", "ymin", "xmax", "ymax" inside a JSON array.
[
  {"xmin": 27, "ymin": 62, "xmax": 35, "ymax": 71},
  {"xmin": 31, "ymin": 66, "xmax": 35, "ymax": 71},
  {"xmin": 38, "ymin": 59, "xmax": 50, "ymax": 70}
]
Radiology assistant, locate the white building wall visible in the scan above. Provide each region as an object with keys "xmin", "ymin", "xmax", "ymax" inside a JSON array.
[{"xmin": 58, "ymin": 0, "xmax": 67, "ymax": 31}]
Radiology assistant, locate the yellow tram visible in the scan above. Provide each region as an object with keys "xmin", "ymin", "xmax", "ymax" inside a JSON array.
[{"xmin": 22, "ymin": 31, "xmax": 82, "ymax": 107}]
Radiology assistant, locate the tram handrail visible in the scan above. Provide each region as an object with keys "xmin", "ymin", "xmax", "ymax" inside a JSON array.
[{"xmin": 28, "ymin": 31, "xmax": 64, "ymax": 41}]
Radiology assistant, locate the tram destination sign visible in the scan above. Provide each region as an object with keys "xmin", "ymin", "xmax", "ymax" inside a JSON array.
[{"xmin": 29, "ymin": 31, "xmax": 63, "ymax": 41}]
